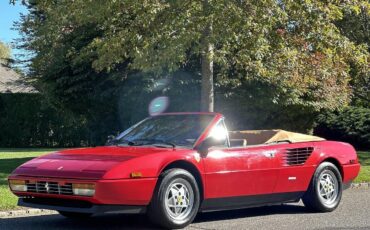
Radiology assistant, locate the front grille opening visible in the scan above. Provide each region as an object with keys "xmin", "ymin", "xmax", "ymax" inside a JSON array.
[
  {"xmin": 26, "ymin": 181, "xmax": 73, "ymax": 195},
  {"xmin": 283, "ymin": 147, "xmax": 314, "ymax": 166}
]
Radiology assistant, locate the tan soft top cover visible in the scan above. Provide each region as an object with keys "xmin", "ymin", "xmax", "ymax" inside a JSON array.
[{"xmin": 229, "ymin": 129, "xmax": 325, "ymax": 145}]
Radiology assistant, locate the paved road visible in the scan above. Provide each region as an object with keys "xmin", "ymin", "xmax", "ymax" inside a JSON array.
[{"xmin": 0, "ymin": 189, "xmax": 369, "ymax": 230}]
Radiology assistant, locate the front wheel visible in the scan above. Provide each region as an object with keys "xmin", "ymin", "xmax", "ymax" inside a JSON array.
[
  {"xmin": 302, "ymin": 162, "xmax": 342, "ymax": 212},
  {"xmin": 148, "ymin": 168, "xmax": 200, "ymax": 229}
]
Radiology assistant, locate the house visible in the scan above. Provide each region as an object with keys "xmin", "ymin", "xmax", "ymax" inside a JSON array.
[{"xmin": 0, "ymin": 64, "xmax": 36, "ymax": 93}]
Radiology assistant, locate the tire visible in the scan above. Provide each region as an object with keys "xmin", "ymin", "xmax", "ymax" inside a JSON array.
[
  {"xmin": 58, "ymin": 211, "xmax": 92, "ymax": 219},
  {"xmin": 148, "ymin": 168, "xmax": 200, "ymax": 229},
  {"xmin": 302, "ymin": 162, "xmax": 343, "ymax": 212}
]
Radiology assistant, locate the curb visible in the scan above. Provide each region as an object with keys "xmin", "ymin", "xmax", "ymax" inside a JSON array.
[
  {"xmin": 350, "ymin": 182, "xmax": 370, "ymax": 189},
  {"xmin": 1, "ymin": 183, "xmax": 369, "ymax": 218},
  {"xmin": 0, "ymin": 208, "xmax": 56, "ymax": 218}
]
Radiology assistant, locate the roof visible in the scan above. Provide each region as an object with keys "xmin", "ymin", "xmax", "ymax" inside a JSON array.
[
  {"xmin": 229, "ymin": 129, "xmax": 325, "ymax": 145},
  {"xmin": 0, "ymin": 64, "xmax": 37, "ymax": 93}
]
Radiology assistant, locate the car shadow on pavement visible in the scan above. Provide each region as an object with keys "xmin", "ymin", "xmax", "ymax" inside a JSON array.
[
  {"xmin": 0, "ymin": 203, "xmax": 309, "ymax": 230},
  {"xmin": 194, "ymin": 203, "xmax": 309, "ymax": 223},
  {"xmin": 0, "ymin": 213, "xmax": 158, "ymax": 230}
]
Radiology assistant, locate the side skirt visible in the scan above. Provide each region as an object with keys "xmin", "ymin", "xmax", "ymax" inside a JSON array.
[{"xmin": 200, "ymin": 191, "xmax": 305, "ymax": 212}]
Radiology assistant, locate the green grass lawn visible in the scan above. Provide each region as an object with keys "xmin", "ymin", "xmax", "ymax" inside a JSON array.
[
  {"xmin": 0, "ymin": 149, "xmax": 58, "ymax": 210},
  {"xmin": 0, "ymin": 148, "xmax": 369, "ymax": 211},
  {"xmin": 354, "ymin": 151, "xmax": 370, "ymax": 183}
]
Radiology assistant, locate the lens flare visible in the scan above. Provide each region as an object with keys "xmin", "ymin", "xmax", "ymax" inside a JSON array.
[
  {"xmin": 209, "ymin": 125, "xmax": 228, "ymax": 140},
  {"xmin": 149, "ymin": 96, "xmax": 169, "ymax": 116},
  {"xmin": 152, "ymin": 79, "xmax": 170, "ymax": 91}
]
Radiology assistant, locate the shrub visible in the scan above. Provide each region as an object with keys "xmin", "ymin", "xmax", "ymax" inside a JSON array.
[{"xmin": 314, "ymin": 106, "xmax": 370, "ymax": 149}]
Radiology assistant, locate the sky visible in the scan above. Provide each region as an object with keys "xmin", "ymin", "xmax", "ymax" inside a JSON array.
[{"xmin": 0, "ymin": 1, "xmax": 29, "ymax": 58}]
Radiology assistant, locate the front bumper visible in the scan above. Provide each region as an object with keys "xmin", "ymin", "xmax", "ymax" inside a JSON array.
[
  {"xmin": 9, "ymin": 176, "xmax": 158, "ymax": 206},
  {"xmin": 19, "ymin": 197, "xmax": 146, "ymax": 214}
]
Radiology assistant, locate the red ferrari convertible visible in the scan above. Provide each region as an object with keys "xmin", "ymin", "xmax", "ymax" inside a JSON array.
[{"xmin": 8, "ymin": 113, "xmax": 360, "ymax": 229}]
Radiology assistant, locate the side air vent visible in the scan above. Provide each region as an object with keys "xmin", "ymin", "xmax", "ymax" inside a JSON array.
[{"xmin": 283, "ymin": 147, "xmax": 314, "ymax": 166}]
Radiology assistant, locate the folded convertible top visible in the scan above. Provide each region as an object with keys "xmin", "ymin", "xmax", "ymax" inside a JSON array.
[{"xmin": 228, "ymin": 129, "xmax": 325, "ymax": 145}]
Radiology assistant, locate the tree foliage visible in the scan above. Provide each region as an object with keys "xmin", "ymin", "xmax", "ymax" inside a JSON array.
[
  {"xmin": 18, "ymin": 1, "xmax": 369, "ymax": 110},
  {"xmin": 315, "ymin": 106, "xmax": 370, "ymax": 149},
  {"xmin": 0, "ymin": 41, "xmax": 11, "ymax": 62},
  {"xmin": 336, "ymin": 6, "xmax": 370, "ymax": 107},
  {"xmin": 6, "ymin": 0, "xmax": 369, "ymax": 147}
]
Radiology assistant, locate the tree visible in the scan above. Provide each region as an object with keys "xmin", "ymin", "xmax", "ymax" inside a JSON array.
[
  {"xmin": 0, "ymin": 41, "xmax": 11, "ymax": 62},
  {"xmin": 29, "ymin": 0, "xmax": 368, "ymax": 112},
  {"xmin": 200, "ymin": 0, "xmax": 214, "ymax": 111},
  {"xmin": 312, "ymin": 6, "xmax": 370, "ymax": 144},
  {"xmin": 15, "ymin": 1, "xmax": 370, "ymax": 128},
  {"xmin": 336, "ymin": 6, "xmax": 370, "ymax": 106}
]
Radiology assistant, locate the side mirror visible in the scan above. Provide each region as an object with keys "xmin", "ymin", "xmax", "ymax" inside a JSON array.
[
  {"xmin": 106, "ymin": 135, "xmax": 116, "ymax": 145},
  {"xmin": 196, "ymin": 137, "xmax": 225, "ymax": 155}
]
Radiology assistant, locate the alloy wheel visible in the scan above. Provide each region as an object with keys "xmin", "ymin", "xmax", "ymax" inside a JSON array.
[
  {"xmin": 317, "ymin": 170, "xmax": 339, "ymax": 206},
  {"xmin": 164, "ymin": 182, "xmax": 194, "ymax": 221}
]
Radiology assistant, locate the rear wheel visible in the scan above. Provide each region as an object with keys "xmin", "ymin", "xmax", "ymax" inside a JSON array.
[
  {"xmin": 148, "ymin": 168, "xmax": 200, "ymax": 229},
  {"xmin": 58, "ymin": 211, "xmax": 92, "ymax": 218},
  {"xmin": 302, "ymin": 162, "xmax": 342, "ymax": 212}
]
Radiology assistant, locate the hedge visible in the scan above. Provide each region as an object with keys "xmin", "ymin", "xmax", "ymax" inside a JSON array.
[{"xmin": 314, "ymin": 106, "xmax": 370, "ymax": 149}]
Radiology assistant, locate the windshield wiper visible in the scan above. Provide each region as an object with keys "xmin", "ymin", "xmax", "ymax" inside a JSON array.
[
  {"xmin": 114, "ymin": 139, "xmax": 136, "ymax": 146},
  {"xmin": 132, "ymin": 139, "xmax": 177, "ymax": 148}
]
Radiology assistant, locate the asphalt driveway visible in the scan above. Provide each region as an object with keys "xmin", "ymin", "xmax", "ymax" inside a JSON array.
[{"xmin": 0, "ymin": 189, "xmax": 369, "ymax": 230}]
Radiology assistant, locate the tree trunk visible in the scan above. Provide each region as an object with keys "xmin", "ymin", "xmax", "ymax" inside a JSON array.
[{"xmin": 200, "ymin": 12, "xmax": 214, "ymax": 112}]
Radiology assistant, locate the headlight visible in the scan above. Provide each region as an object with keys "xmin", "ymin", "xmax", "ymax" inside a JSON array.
[
  {"xmin": 72, "ymin": 183, "xmax": 95, "ymax": 196},
  {"xmin": 9, "ymin": 179, "xmax": 27, "ymax": 192}
]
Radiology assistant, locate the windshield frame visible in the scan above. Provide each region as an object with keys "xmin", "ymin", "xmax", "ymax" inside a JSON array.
[{"xmin": 113, "ymin": 113, "xmax": 219, "ymax": 149}]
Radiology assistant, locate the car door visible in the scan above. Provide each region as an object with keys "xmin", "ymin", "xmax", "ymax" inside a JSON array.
[
  {"xmin": 201, "ymin": 121, "xmax": 279, "ymax": 200},
  {"xmin": 203, "ymin": 146, "xmax": 280, "ymax": 199}
]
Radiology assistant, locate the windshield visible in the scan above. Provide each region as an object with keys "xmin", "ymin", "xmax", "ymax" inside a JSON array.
[{"xmin": 114, "ymin": 114, "xmax": 215, "ymax": 148}]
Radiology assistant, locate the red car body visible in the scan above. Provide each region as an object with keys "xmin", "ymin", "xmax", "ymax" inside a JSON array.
[{"xmin": 8, "ymin": 112, "xmax": 360, "ymax": 215}]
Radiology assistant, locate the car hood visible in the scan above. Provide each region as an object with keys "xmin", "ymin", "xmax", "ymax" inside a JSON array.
[{"xmin": 11, "ymin": 146, "xmax": 175, "ymax": 179}]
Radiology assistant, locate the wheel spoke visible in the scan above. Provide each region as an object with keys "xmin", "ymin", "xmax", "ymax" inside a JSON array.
[
  {"xmin": 170, "ymin": 188, "xmax": 178, "ymax": 195},
  {"xmin": 325, "ymin": 191, "xmax": 331, "ymax": 199},
  {"xmin": 320, "ymin": 188, "xmax": 326, "ymax": 196},
  {"xmin": 172, "ymin": 197, "xmax": 177, "ymax": 206}
]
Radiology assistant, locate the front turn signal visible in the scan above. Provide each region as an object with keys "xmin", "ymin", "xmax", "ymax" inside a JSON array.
[{"xmin": 130, "ymin": 172, "xmax": 142, "ymax": 178}]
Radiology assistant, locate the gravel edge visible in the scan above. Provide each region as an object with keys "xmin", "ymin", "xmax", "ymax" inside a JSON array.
[
  {"xmin": 0, "ymin": 208, "xmax": 57, "ymax": 218},
  {"xmin": 350, "ymin": 182, "xmax": 370, "ymax": 189},
  {"xmin": 1, "ymin": 183, "xmax": 368, "ymax": 218}
]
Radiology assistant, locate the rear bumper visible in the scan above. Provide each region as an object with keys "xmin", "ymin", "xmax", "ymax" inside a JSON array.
[
  {"xmin": 19, "ymin": 197, "xmax": 146, "ymax": 214},
  {"xmin": 342, "ymin": 163, "xmax": 361, "ymax": 184}
]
